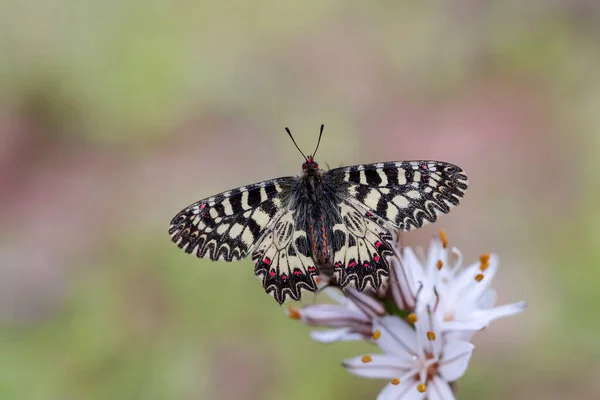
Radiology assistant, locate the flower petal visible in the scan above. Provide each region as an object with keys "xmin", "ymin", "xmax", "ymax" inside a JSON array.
[
  {"xmin": 470, "ymin": 301, "xmax": 527, "ymax": 324},
  {"xmin": 414, "ymin": 307, "xmax": 444, "ymax": 360},
  {"xmin": 447, "ymin": 253, "xmax": 497, "ymax": 301},
  {"xmin": 321, "ymin": 286, "xmax": 350, "ymax": 305},
  {"xmin": 375, "ymin": 316, "xmax": 418, "ymax": 359},
  {"xmin": 345, "ymin": 286, "xmax": 386, "ymax": 317},
  {"xmin": 447, "ymin": 300, "xmax": 527, "ymax": 335},
  {"xmin": 448, "ymin": 247, "xmax": 463, "ymax": 276},
  {"xmin": 377, "ymin": 380, "xmax": 426, "ymax": 400},
  {"xmin": 442, "ymin": 319, "xmax": 488, "ymax": 333},
  {"xmin": 444, "ymin": 330, "xmax": 476, "ymax": 343},
  {"xmin": 402, "ymin": 247, "xmax": 427, "ymax": 295},
  {"xmin": 390, "ymin": 257, "xmax": 415, "ymax": 310},
  {"xmin": 425, "ymin": 236, "xmax": 446, "ymax": 279},
  {"xmin": 309, "ymin": 328, "xmax": 365, "ymax": 343},
  {"xmin": 477, "ymin": 288, "xmax": 497, "ymax": 309},
  {"xmin": 462, "ymin": 254, "xmax": 499, "ymax": 304},
  {"xmin": 428, "ymin": 377, "xmax": 456, "ymax": 400},
  {"xmin": 376, "ymin": 382, "xmax": 400, "ymax": 400},
  {"xmin": 343, "ymin": 354, "xmax": 412, "ymax": 379},
  {"xmin": 439, "ymin": 341, "xmax": 474, "ymax": 382},
  {"xmin": 300, "ymin": 304, "xmax": 370, "ymax": 326}
]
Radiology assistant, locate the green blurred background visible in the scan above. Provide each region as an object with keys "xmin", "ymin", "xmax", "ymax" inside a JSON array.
[{"xmin": 1, "ymin": 1, "xmax": 599, "ymax": 399}]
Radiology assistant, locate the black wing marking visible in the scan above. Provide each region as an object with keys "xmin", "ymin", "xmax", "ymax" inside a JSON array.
[
  {"xmin": 330, "ymin": 200, "xmax": 393, "ymax": 292},
  {"xmin": 169, "ymin": 177, "xmax": 294, "ymax": 261},
  {"xmin": 328, "ymin": 161, "xmax": 468, "ymax": 230},
  {"xmin": 252, "ymin": 211, "xmax": 319, "ymax": 304}
]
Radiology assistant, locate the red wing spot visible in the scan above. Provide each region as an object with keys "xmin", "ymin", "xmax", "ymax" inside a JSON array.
[
  {"xmin": 421, "ymin": 164, "xmax": 428, "ymax": 170},
  {"xmin": 200, "ymin": 203, "xmax": 207, "ymax": 209},
  {"xmin": 374, "ymin": 255, "xmax": 381, "ymax": 262},
  {"xmin": 293, "ymin": 270, "xmax": 302, "ymax": 276},
  {"xmin": 363, "ymin": 262, "xmax": 370, "ymax": 267},
  {"xmin": 263, "ymin": 257, "xmax": 271, "ymax": 266},
  {"xmin": 334, "ymin": 261, "xmax": 342, "ymax": 268},
  {"xmin": 366, "ymin": 211, "xmax": 372, "ymax": 217},
  {"xmin": 375, "ymin": 241, "xmax": 382, "ymax": 249},
  {"xmin": 308, "ymin": 266, "xmax": 317, "ymax": 272},
  {"xmin": 269, "ymin": 270, "xmax": 276, "ymax": 277},
  {"xmin": 348, "ymin": 261, "xmax": 357, "ymax": 268},
  {"xmin": 281, "ymin": 274, "xmax": 288, "ymax": 281}
]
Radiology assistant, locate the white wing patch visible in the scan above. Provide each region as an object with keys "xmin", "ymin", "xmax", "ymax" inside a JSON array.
[
  {"xmin": 169, "ymin": 177, "xmax": 295, "ymax": 262},
  {"xmin": 253, "ymin": 212, "xmax": 319, "ymax": 304},
  {"xmin": 331, "ymin": 201, "xmax": 393, "ymax": 292},
  {"xmin": 333, "ymin": 161, "xmax": 468, "ymax": 231}
]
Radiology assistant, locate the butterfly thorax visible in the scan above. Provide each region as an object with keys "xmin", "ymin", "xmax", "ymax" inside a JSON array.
[{"xmin": 289, "ymin": 162, "xmax": 347, "ymax": 269}]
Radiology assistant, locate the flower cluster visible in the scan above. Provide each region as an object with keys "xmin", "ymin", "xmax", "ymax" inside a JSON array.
[{"xmin": 288, "ymin": 230, "xmax": 525, "ymax": 400}]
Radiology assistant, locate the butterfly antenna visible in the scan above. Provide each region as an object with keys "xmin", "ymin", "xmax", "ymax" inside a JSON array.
[
  {"xmin": 312, "ymin": 124, "xmax": 325, "ymax": 158},
  {"xmin": 285, "ymin": 127, "xmax": 308, "ymax": 161}
]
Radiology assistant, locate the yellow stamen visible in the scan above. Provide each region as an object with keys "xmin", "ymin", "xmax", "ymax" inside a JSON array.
[
  {"xmin": 437, "ymin": 260, "xmax": 443, "ymax": 270},
  {"xmin": 475, "ymin": 273, "xmax": 484, "ymax": 282},
  {"xmin": 438, "ymin": 229, "xmax": 448, "ymax": 248},
  {"xmin": 417, "ymin": 383, "xmax": 427, "ymax": 393},
  {"xmin": 407, "ymin": 313, "xmax": 418, "ymax": 324},
  {"xmin": 372, "ymin": 330, "xmax": 381, "ymax": 340},
  {"xmin": 288, "ymin": 307, "xmax": 301, "ymax": 320},
  {"xmin": 391, "ymin": 378, "xmax": 401, "ymax": 385},
  {"xmin": 361, "ymin": 355, "xmax": 372, "ymax": 363},
  {"xmin": 427, "ymin": 331, "xmax": 436, "ymax": 341},
  {"xmin": 480, "ymin": 261, "xmax": 490, "ymax": 271},
  {"xmin": 479, "ymin": 254, "xmax": 491, "ymax": 271}
]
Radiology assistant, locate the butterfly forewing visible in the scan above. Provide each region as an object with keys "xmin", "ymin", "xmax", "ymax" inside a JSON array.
[
  {"xmin": 330, "ymin": 161, "xmax": 468, "ymax": 231},
  {"xmin": 169, "ymin": 177, "xmax": 294, "ymax": 261}
]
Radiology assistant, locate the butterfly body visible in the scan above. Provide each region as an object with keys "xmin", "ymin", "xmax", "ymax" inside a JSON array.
[
  {"xmin": 287, "ymin": 157, "xmax": 346, "ymax": 263},
  {"xmin": 169, "ymin": 152, "xmax": 468, "ymax": 304}
]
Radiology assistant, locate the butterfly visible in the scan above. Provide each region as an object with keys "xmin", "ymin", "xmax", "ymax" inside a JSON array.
[{"xmin": 168, "ymin": 125, "xmax": 468, "ymax": 304}]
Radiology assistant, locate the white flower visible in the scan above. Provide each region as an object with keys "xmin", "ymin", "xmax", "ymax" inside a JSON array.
[
  {"xmin": 343, "ymin": 309, "xmax": 473, "ymax": 400},
  {"xmin": 287, "ymin": 286, "xmax": 386, "ymax": 343},
  {"xmin": 391, "ymin": 230, "xmax": 526, "ymax": 339},
  {"xmin": 290, "ymin": 230, "xmax": 525, "ymax": 399}
]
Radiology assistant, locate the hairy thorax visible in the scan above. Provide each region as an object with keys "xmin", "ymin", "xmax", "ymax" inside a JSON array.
[{"xmin": 289, "ymin": 168, "xmax": 345, "ymax": 267}]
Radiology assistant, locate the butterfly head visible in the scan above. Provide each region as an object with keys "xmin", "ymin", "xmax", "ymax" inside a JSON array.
[
  {"xmin": 286, "ymin": 125, "xmax": 325, "ymax": 173},
  {"xmin": 302, "ymin": 156, "xmax": 319, "ymax": 171}
]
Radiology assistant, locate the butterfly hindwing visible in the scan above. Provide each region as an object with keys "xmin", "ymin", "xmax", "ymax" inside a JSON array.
[
  {"xmin": 331, "ymin": 200, "xmax": 393, "ymax": 292},
  {"xmin": 252, "ymin": 211, "xmax": 318, "ymax": 304},
  {"xmin": 330, "ymin": 161, "xmax": 468, "ymax": 230},
  {"xmin": 169, "ymin": 177, "xmax": 294, "ymax": 261}
]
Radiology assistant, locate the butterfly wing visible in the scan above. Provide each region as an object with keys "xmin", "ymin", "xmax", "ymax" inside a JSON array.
[
  {"xmin": 169, "ymin": 177, "xmax": 295, "ymax": 261},
  {"xmin": 329, "ymin": 161, "xmax": 468, "ymax": 230},
  {"xmin": 330, "ymin": 200, "xmax": 394, "ymax": 292},
  {"xmin": 252, "ymin": 211, "xmax": 319, "ymax": 304}
]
